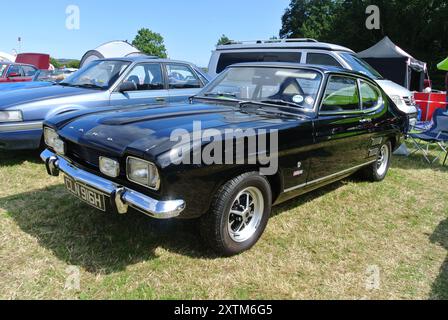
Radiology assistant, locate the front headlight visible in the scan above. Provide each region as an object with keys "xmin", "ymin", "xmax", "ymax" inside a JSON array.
[
  {"xmin": 43, "ymin": 127, "xmax": 65, "ymax": 155},
  {"xmin": 126, "ymin": 157, "xmax": 160, "ymax": 190},
  {"xmin": 0, "ymin": 110, "xmax": 23, "ymax": 122},
  {"xmin": 99, "ymin": 157, "xmax": 120, "ymax": 178},
  {"xmin": 390, "ymin": 95, "xmax": 405, "ymax": 107}
]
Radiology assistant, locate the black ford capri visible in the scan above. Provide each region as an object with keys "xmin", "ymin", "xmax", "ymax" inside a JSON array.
[{"xmin": 41, "ymin": 63, "xmax": 407, "ymax": 256}]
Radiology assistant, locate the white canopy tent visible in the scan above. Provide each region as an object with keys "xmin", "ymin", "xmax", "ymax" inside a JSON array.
[
  {"xmin": 0, "ymin": 51, "xmax": 16, "ymax": 62},
  {"xmin": 358, "ymin": 37, "xmax": 427, "ymax": 91},
  {"xmin": 80, "ymin": 41, "xmax": 145, "ymax": 67}
]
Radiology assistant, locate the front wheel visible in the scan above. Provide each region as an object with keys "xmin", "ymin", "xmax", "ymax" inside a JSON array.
[
  {"xmin": 362, "ymin": 141, "xmax": 392, "ymax": 181},
  {"xmin": 200, "ymin": 172, "xmax": 272, "ymax": 256}
]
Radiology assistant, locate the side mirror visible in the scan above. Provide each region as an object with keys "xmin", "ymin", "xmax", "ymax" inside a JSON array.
[
  {"xmin": 7, "ymin": 72, "xmax": 21, "ymax": 78},
  {"xmin": 118, "ymin": 81, "xmax": 137, "ymax": 93}
]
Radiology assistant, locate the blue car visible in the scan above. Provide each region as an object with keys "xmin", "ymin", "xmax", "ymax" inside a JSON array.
[
  {"xmin": 0, "ymin": 70, "xmax": 56, "ymax": 92},
  {"xmin": 0, "ymin": 57, "xmax": 210, "ymax": 150}
]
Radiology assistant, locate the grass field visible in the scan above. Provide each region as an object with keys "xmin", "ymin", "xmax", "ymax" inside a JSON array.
[{"xmin": 0, "ymin": 147, "xmax": 447, "ymax": 300}]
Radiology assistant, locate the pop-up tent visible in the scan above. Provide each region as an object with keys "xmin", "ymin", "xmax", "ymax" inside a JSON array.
[
  {"xmin": 437, "ymin": 57, "xmax": 448, "ymax": 71},
  {"xmin": 438, "ymin": 57, "xmax": 448, "ymax": 92},
  {"xmin": 358, "ymin": 36, "xmax": 427, "ymax": 91},
  {"xmin": 80, "ymin": 40, "xmax": 145, "ymax": 67},
  {"xmin": 0, "ymin": 51, "xmax": 16, "ymax": 62}
]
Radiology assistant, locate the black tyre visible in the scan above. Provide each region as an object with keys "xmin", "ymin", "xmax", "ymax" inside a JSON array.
[
  {"xmin": 362, "ymin": 141, "xmax": 392, "ymax": 182},
  {"xmin": 200, "ymin": 172, "xmax": 272, "ymax": 256}
]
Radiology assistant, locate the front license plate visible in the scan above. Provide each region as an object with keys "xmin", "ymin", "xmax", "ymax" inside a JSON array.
[{"xmin": 64, "ymin": 176, "xmax": 106, "ymax": 211}]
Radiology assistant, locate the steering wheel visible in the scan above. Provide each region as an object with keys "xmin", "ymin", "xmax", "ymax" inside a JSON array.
[{"xmin": 268, "ymin": 78, "xmax": 305, "ymax": 102}]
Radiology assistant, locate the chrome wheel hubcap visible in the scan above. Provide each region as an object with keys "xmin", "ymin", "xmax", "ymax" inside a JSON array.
[
  {"xmin": 376, "ymin": 145, "xmax": 389, "ymax": 176},
  {"xmin": 228, "ymin": 187, "xmax": 264, "ymax": 243}
]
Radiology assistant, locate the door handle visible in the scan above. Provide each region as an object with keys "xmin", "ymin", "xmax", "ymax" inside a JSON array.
[
  {"xmin": 155, "ymin": 97, "xmax": 166, "ymax": 103},
  {"xmin": 359, "ymin": 118, "xmax": 372, "ymax": 123}
]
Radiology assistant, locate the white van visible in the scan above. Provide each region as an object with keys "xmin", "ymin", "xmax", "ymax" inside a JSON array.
[{"xmin": 208, "ymin": 39, "xmax": 418, "ymax": 126}]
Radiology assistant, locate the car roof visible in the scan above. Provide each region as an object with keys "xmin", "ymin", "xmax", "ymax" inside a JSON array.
[
  {"xmin": 96, "ymin": 55, "xmax": 199, "ymax": 66},
  {"xmin": 227, "ymin": 62, "xmax": 369, "ymax": 78},
  {"xmin": 215, "ymin": 39, "xmax": 354, "ymax": 53},
  {"xmin": 0, "ymin": 62, "xmax": 36, "ymax": 67}
]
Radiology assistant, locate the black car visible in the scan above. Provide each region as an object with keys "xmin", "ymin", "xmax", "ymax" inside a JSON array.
[{"xmin": 41, "ymin": 63, "xmax": 407, "ymax": 256}]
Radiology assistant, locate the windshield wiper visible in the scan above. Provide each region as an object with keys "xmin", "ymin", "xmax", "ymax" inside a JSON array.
[
  {"xmin": 58, "ymin": 82, "xmax": 72, "ymax": 87},
  {"xmin": 204, "ymin": 92, "xmax": 238, "ymax": 98},
  {"xmin": 239, "ymin": 102, "xmax": 300, "ymax": 118},
  {"xmin": 259, "ymin": 99, "xmax": 303, "ymax": 110},
  {"xmin": 74, "ymin": 83, "xmax": 105, "ymax": 90}
]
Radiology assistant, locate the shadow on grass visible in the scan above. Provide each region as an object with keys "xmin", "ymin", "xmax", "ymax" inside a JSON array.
[
  {"xmin": 392, "ymin": 153, "xmax": 448, "ymax": 172},
  {"xmin": 1, "ymin": 177, "xmax": 350, "ymax": 275},
  {"xmin": 273, "ymin": 180, "xmax": 344, "ymax": 216},
  {"xmin": 0, "ymin": 150, "xmax": 42, "ymax": 167},
  {"xmin": 430, "ymin": 219, "xmax": 448, "ymax": 300},
  {"xmin": 0, "ymin": 184, "xmax": 222, "ymax": 275}
]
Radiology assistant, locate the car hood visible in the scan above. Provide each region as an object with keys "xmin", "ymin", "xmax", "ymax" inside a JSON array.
[
  {"xmin": 0, "ymin": 81, "xmax": 53, "ymax": 92},
  {"xmin": 376, "ymin": 80, "xmax": 417, "ymax": 115},
  {"xmin": 56, "ymin": 102, "xmax": 300, "ymax": 159},
  {"xmin": 376, "ymin": 79, "xmax": 412, "ymax": 98},
  {"xmin": 0, "ymin": 84, "xmax": 97, "ymax": 108}
]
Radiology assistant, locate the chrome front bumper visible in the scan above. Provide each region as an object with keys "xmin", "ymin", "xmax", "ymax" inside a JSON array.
[{"xmin": 40, "ymin": 149, "xmax": 185, "ymax": 219}]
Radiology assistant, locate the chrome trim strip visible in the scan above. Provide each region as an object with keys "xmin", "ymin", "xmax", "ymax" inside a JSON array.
[
  {"xmin": 40, "ymin": 149, "xmax": 185, "ymax": 219},
  {"xmin": 284, "ymin": 160, "xmax": 376, "ymax": 193},
  {"xmin": 0, "ymin": 121, "xmax": 43, "ymax": 132}
]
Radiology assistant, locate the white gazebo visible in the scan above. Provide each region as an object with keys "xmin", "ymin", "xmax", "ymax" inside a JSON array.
[
  {"xmin": 0, "ymin": 51, "xmax": 16, "ymax": 62},
  {"xmin": 80, "ymin": 41, "xmax": 145, "ymax": 67}
]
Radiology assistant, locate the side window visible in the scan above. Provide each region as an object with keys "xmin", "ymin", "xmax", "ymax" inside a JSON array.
[
  {"xmin": 124, "ymin": 63, "xmax": 164, "ymax": 91},
  {"xmin": 306, "ymin": 53, "xmax": 342, "ymax": 68},
  {"xmin": 7, "ymin": 65, "xmax": 23, "ymax": 76},
  {"xmin": 166, "ymin": 64, "xmax": 201, "ymax": 89},
  {"xmin": 360, "ymin": 81, "xmax": 380, "ymax": 109},
  {"xmin": 22, "ymin": 66, "xmax": 37, "ymax": 76},
  {"xmin": 321, "ymin": 76, "xmax": 360, "ymax": 112}
]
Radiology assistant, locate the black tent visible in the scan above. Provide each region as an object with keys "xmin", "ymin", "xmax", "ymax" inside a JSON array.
[{"xmin": 358, "ymin": 37, "xmax": 427, "ymax": 91}]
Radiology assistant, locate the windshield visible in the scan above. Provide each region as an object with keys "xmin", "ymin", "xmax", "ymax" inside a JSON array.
[
  {"xmin": 61, "ymin": 60, "xmax": 131, "ymax": 89},
  {"xmin": 200, "ymin": 67, "xmax": 323, "ymax": 109},
  {"xmin": 0, "ymin": 64, "xmax": 7, "ymax": 77},
  {"xmin": 34, "ymin": 70, "xmax": 54, "ymax": 82},
  {"xmin": 339, "ymin": 53, "xmax": 383, "ymax": 79}
]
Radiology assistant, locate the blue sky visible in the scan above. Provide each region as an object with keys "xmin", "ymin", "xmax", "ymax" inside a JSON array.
[{"xmin": 0, "ymin": 0, "xmax": 291, "ymax": 67}]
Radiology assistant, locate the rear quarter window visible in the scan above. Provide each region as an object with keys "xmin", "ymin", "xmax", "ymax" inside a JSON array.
[
  {"xmin": 216, "ymin": 52, "xmax": 302, "ymax": 74},
  {"xmin": 306, "ymin": 53, "xmax": 342, "ymax": 68}
]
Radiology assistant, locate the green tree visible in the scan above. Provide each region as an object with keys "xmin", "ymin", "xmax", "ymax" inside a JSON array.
[
  {"xmin": 217, "ymin": 34, "xmax": 231, "ymax": 46},
  {"xmin": 280, "ymin": 0, "xmax": 340, "ymax": 40},
  {"xmin": 66, "ymin": 60, "xmax": 80, "ymax": 69},
  {"xmin": 50, "ymin": 57, "xmax": 61, "ymax": 69},
  {"xmin": 132, "ymin": 28, "xmax": 168, "ymax": 58}
]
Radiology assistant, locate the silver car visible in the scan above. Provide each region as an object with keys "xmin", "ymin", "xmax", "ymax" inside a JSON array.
[
  {"xmin": 207, "ymin": 38, "xmax": 418, "ymax": 126},
  {"xmin": 0, "ymin": 56, "xmax": 210, "ymax": 150}
]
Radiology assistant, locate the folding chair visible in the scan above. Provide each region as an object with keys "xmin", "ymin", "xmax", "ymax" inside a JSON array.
[{"xmin": 409, "ymin": 108, "xmax": 448, "ymax": 164}]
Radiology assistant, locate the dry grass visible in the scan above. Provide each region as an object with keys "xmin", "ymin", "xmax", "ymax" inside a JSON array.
[{"xmin": 0, "ymin": 148, "xmax": 447, "ymax": 300}]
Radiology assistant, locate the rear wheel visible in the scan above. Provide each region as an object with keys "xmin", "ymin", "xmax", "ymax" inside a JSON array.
[
  {"xmin": 200, "ymin": 172, "xmax": 272, "ymax": 256},
  {"xmin": 362, "ymin": 141, "xmax": 391, "ymax": 181}
]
